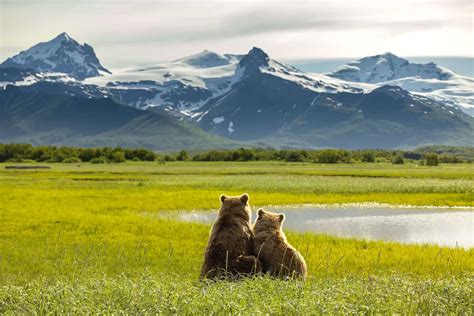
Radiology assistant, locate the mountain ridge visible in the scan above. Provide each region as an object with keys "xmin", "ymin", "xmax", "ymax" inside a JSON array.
[
  {"xmin": 1, "ymin": 32, "xmax": 110, "ymax": 79},
  {"xmin": 1, "ymin": 33, "xmax": 473, "ymax": 149},
  {"xmin": 327, "ymin": 52, "xmax": 474, "ymax": 116},
  {"xmin": 0, "ymin": 85, "xmax": 238, "ymax": 150}
]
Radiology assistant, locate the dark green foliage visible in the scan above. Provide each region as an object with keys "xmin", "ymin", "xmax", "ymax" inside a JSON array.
[
  {"xmin": 392, "ymin": 155, "xmax": 405, "ymax": 165},
  {"xmin": 1, "ymin": 143, "xmax": 472, "ymax": 164},
  {"xmin": 314, "ymin": 150, "xmax": 350, "ymax": 163},
  {"xmin": 110, "ymin": 151, "xmax": 126, "ymax": 163},
  {"xmin": 439, "ymin": 155, "xmax": 461, "ymax": 163},
  {"xmin": 90, "ymin": 157, "xmax": 107, "ymax": 164},
  {"xmin": 0, "ymin": 144, "xmax": 158, "ymax": 163},
  {"xmin": 176, "ymin": 150, "xmax": 190, "ymax": 161},
  {"xmin": 425, "ymin": 153, "xmax": 439, "ymax": 166},
  {"xmin": 361, "ymin": 151, "xmax": 376, "ymax": 163},
  {"xmin": 164, "ymin": 154, "xmax": 177, "ymax": 162},
  {"xmin": 415, "ymin": 145, "xmax": 474, "ymax": 162},
  {"xmin": 62, "ymin": 157, "xmax": 81, "ymax": 163}
]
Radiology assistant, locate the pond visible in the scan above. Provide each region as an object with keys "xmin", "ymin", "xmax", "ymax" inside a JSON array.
[{"xmin": 179, "ymin": 206, "xmax": 473, "ymax": 248}]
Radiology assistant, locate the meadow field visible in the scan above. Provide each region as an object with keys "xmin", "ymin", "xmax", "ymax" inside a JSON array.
[{"xmin": 0, "ymin": 161, "xmax": 473, "ymax": 313}]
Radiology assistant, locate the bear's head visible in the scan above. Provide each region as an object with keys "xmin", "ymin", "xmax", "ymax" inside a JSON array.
[
  {"xmin": 218, "ymin": 193, "xmax": 251, "ymax": 221},
  {"xmin": 253, "ymin": 208, "xmax": 285, "ymax": 233}
]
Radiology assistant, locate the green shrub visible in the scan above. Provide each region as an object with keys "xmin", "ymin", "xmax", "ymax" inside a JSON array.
[
  {"xmin": 90, "ymin": 157, "xmax": 107, "ymax": 164},
  {"xmin": 7, "ymin": 155, "xmax": 28, "ymax": 163},
  {"xmin": 361, "ymin": 152, "xmax": 375, "ymax": 163},
  {"xmin": 392, "ymin": 155, "xmax": 404, "ymax": 164},
  {"xmin": 110, "ymin": 152, "xmax": 126, "ymax": 163},
  {"xmin": 176, "ymin": 150, "xmax": 190, "ymax": 161},
  {"xmin": 164, "ymin": 154, "xmax": 176, "ymax": 162},
  {"xmin": 425, "ymin": 153, "xmax": 439, "ymax": 166},
  {"xmin": 62, "ymin": 157, "xmax": 81, "ymax": 163}
]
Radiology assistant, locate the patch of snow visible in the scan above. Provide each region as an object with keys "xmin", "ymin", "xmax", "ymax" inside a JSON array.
[
  {"xmin": 261, "ymin": 59, "xmax": 368, "ymax": 94},
  {"xmin": 227, "ymin": 122, "xmax": 234, "ymax": 133},
  {"xmin": 328, "ymin": 52, "xmax": 455, "ymax": 84},
  {"xmin": 213, "ymin": 116, "xmax": 225, "ymax": 124},
  {"xmin": 327, "ymin": 53, "xmax": 474, "ymax": 116}
]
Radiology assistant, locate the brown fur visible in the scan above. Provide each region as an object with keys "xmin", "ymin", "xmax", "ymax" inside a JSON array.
[
  {"xmin": 200, "ymin": 193, "xmax": 261, "ymax": 279},
  {"xmin": 252, "ymin": 208, "xmax": 307, "ymax": 279}
]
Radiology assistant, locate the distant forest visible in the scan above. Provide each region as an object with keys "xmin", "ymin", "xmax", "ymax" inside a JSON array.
[{"xmin": 1, "ymin": 144, "xmax": 473, "ymax": 165}]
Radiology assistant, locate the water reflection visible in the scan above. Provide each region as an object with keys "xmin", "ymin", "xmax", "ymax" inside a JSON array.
[{"xmin": 179, "ymin": 207, "xmax": 474, "ymax": 248}]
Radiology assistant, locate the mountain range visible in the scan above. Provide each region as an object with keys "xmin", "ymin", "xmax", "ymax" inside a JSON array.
[
  {"xmin": 1, "ymin": 33, "xmax": 472, "ymax": 149},
  {"xmin": 328, "ymin": 52, "xmax": 474, "ymax": 117}
]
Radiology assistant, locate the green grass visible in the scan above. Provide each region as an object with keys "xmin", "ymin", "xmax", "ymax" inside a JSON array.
[{"xmin": 0, "ymin": 162, "xmax": 473, "ymax": 313}]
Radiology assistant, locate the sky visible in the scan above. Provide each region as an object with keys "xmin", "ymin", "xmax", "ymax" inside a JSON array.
[{"xmin": 1, "ymin": 0, "xmax": 472, "ymax": 69}]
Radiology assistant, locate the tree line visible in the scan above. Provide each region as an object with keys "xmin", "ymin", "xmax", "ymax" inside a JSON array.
[{"xmin": 1, "ymin": 143, "xmax": 472, "ymax": 165}]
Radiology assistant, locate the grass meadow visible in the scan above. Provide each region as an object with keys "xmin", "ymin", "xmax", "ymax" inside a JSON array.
[{"xmin": 0, "ymin": 162, "xmax": 473, "ymax": 313}]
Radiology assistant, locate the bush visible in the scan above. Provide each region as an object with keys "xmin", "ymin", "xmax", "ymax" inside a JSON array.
[
  {"xmin": 392, "ymin": 155, "xmax": 404, "ymax": 165},
  {"xmin": 285, "ymin": 151, "xmax": 306, "ymax": 162},
  {"xmin": 425, "ymin": 153, "xmax": 439, "ymax": 166},
  {"xmin": 62, "ymin": 157, "xmax": 81, "ymax": 163},
  {"xmin": 176, "ymin": 150, "xmax": 190, "ymax": 161},
  {"xmin": 110, "ymin": 152, "xmax": 126, "ymax": 163},
  {"xmin": 164, "ymin": 155, "xmax": 176, "ymax": 162},
  {"xmin": 7, "ymin": 155, "xmax": 26, "ymax": 163},
  {"xmin": 90, "ymin": 157, "xmax": 107, "ymax": 164},
  {"xmin": 316, "ymin": 150, "xmax": 340, "ymax": 163},
  {"xmin": 361, "ymin": 152, "xmax": 375, "ymax": 163},
  {"xmin": 0, "ymin": 144, "xmax": 471, "ymax": 164}
]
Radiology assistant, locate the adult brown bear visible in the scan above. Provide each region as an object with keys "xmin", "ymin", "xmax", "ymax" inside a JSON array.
[{"xmin": 200, "ymin": 193, "xmax": 261, "ymax": 279}]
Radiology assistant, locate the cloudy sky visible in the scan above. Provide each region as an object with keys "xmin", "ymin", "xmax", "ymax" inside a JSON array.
[{"xmin": 1, "ymin": 0, "xmax": 472, "ymax": 68}]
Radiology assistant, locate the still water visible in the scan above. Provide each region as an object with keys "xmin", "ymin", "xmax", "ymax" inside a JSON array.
[{"xmin": 180, "ymin": 207, "xmax": 473, "ymax": 248}]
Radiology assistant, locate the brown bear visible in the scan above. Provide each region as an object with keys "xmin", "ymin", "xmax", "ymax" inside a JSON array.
[
  {"xmin": 200, "ymin": 193, "xmax": 261, "ymax": 279},
  {"xmin": 252, "ymin": 208, "xmax": 307, "ymax": 279}
]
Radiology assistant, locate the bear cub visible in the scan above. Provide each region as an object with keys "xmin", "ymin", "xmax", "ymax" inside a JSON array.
[
  {"xmin": 200, "ymin": 193, "xmax": 261, "ymax": 279},
  {"xmin": 252, "ymin": 208, "xmax": 307, "ymax": 279}
]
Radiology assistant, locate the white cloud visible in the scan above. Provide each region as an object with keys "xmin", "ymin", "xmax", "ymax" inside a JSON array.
[{"xmin": 0, "ymin": 0, "xmax": 472, "ymax": 68}]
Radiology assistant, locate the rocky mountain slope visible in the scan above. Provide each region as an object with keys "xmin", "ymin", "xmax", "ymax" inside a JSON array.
[
  {"xmin": 0, "ymin": 32, "xmax": 110, "ymax": 79},
  {"xmin": 1, "ymin": 33, "xmax": 472, "ymax": 149},
  {"xmin": 328, "ymin": 53, "xmax": 474, "ymax": 116}
]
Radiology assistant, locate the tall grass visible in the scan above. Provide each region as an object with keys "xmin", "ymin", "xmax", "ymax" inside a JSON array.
[{"xmin": 0, "ymin": 162, "xmax": 473, "ymax": 313}]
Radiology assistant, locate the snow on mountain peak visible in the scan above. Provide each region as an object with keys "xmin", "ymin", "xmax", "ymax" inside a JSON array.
[
  {"xmin": 0, "ymin": 32, "xmax": 110, "ymax": 79},
  {"xmin": 328, "ymin": 53, "xmax": 473, "ymax": 116},
  {"xmin": 328, "ymin": 52, "xmax": 453, "ymax": 84},
  {"xmin": 174, "ymin": 50, "xmax": 233, "ymax": 68}
]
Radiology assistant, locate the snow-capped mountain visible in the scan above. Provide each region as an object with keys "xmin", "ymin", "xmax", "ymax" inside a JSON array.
[
  {"xmin": 328, "ymin": 53, "xmax": 474, "ymax": 116},
  {"xmin": 193, "ymin": 48, "xmax": 472, "ymax": 146},
  {"xmin": 173, "ymin": 50, "xmax": 239, "ymax": 68},
  {"xmin": 195, "ymin": 47, "xmax": 373, "ymax": 140},
  {"xmin": 1, "ymin": 37, "xmax": 472, "ymax": 148},
  {"xmin": 0, "ymin": 32, "xmax": 110, "ymax": 79},
  {"xmin": 328, "ymin": 52, "xmax": 454, "ymax": 83},
  {"xmin": 85, "ymin": 47, "xmax": 363, "ymax": 118}
]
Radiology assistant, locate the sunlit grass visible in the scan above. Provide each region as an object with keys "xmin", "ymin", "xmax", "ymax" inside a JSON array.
[
  {"xmin": 1, "ymin": 274, "xmax": 472, "ymax": 314},
  {"xmin": 0, "ymin": 161, "xmax": 473, "ymax": 313}
]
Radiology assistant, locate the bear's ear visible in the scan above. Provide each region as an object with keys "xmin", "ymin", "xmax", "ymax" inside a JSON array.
[
  {"xmin": 240, "ymin": 193, "xmax": 249, "ymax": 204},
  {"xmin": 220, "ymin": 194, "xmax": 227, "ymax": 203},
  {"xmin": 257, "ymin": 208, "xmax": 264, "ymax": 218},
  {"xmin": 278, "ymin": 213, "xmax": 285, "ymax": 222}
]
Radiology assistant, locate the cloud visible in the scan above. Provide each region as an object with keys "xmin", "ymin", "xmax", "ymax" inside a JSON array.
[
  {"xmin": 1, "ymin": 0, "xmax": 472, "ymax": 65},
  {"xmin": 86, "ymin": 0, "xmax": 469, "ymax": 47}
]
